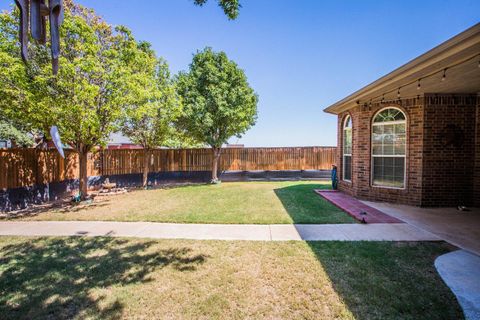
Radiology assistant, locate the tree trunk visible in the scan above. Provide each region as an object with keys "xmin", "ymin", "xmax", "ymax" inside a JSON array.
[
  {"xmin": 211, "ymin": 147, "xmax": 221, "ymax": 183},
  {"xmin": 78, "ymin": 149, "xmax": 88, "ymax": 200},
  {"xmin": 143, "ymin": 148, "xmax": 150, "ymax": 188}
]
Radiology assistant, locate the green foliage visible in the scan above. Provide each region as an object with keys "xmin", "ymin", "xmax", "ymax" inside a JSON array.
[
  {"xmin": 0, "ymin": 3, "xmax": 144, "ymax": 153},
  {"xmin": 0, "ymin": 1, "xmax": 163, "ymax": 196},
  {"xmin": 0, "ymin": 8, "xmax": 35, "ymax": 134},
  {"xmin": 0, "ymin": 120, "xmax": 33, "ymax": 147},
  {"xmin": 120, "ymin": 46, "xmax": 182, "ymax": 149},
  {"xmin": 193, "ymin": 0, "xmax": 241, "ymax": 20},
  {"xmin": 176, "ymin": 47, "xmax": 258, "ymax": 149}
]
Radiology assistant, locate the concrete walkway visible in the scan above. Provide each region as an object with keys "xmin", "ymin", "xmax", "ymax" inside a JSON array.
[
  {"xmin": 435, "ymin": 250, "xmax": 480, "ymax": 320},
  {"xmin": 0, "ymin": 221, "xmax": 440, "ymax": 241},
  {"xmin": 363, "ymin": 201, "xmax": 480, "ymax": 255}
]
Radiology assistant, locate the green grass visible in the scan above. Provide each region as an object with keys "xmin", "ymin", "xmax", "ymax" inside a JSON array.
[
  {"xmin": 20, "ymin": 181, "xmax": 356, "ymax": 224},
  {"xmin": 0, "ymin": 237, "xmax": 462, "ymax": 320}
]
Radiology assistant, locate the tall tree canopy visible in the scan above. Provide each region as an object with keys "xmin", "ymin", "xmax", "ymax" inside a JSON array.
[
  {"xmin": 193, "ymin": 0, "xmax": 241, "ymax": 20},
  {"xmin": 120, "ymin": 46, "xmax": 182, "ymax": 187},
  {"xmin": 0, "ymin": 1, "xmax": 148, "ymax": 198},
  {"xmin": 176, "ymin": 47, "xmax": 258, "ymax": 182}
]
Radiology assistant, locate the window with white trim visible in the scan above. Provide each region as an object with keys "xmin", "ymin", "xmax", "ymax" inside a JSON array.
[
  {"xmin": 343, "ymin": 115, "xmax": 352, "ymax": 181},
  {"xmin": 371, "ymin": 108, "xmax": 406, "ymax": 188}
]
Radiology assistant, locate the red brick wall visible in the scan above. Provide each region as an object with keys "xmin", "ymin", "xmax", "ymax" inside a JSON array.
[
  {"xmin": 474, "ymin": 96, "xmax": 480, "ymax": 207},
  {"xmin": 337, "ymin": 98, "xmax": 424, "ymax": 205},
  {"xmin": 422, "ymin": 94, "xmax": 477, "ymax": 207},
  {"xmin": 336, "ymin": 94, "xmax": 479, "ymax": 207}
]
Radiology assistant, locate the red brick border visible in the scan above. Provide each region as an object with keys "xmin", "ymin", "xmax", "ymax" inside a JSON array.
[{"xmin": 314, "ymin": 190, "xmax": 403, "ymax": 224}]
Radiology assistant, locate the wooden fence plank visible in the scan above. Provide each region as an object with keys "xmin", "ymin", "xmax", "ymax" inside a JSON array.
[{"xmin": 0, "ymin": 146, "xmax": 336, "ymax": 189}]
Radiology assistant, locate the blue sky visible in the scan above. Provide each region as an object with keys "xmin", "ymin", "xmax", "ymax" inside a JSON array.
[{"xmin": 2, "ymin": 1, "xmax": 479, "ymax": 146}]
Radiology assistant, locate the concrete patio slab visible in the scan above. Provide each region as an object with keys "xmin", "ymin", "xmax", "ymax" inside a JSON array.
[
  {"xmin": 293, "ymin": 224, "xmax": 351, "ymax": 241},
  {"xmin": 323, "ymin": 223, "xmax": 440, "ymax": 241},
  {"xmin": 435, "ymin": 250, "xmax": 480, "ymax": 320},
  {"xmin": 140, "ymin": 223, "xmax": 271, "ymax": 241},
  {"xmin": 0, "ymin": 221, "xmax": 443, "ymax": 242},
  {"xmin": 363, "ymin": 201, "xmax": 480, "ymax": 255},
  {"xmin": 0, "ymin": 221, "xmax": 33, "ymax": 235},
  {"xmin": 269, "ymin": 224, "xmax": 302, "ymax": 240},
  {"xmin": 0, "ymin": 221, "xmax": 151, "ymax": 237}
]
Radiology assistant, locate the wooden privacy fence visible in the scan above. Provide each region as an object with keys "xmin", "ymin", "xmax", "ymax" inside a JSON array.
[
  {"xmin": 0, "ymin": 149, "xmax": 99, "ymax": 189},
  {"xmin": 0, "ymin": 146, "xmax": 336, "ymax": 189}
]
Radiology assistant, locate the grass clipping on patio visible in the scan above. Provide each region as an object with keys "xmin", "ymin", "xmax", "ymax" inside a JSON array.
[{"xmin": 0, "ymin": 237, "xmax": 462, "ymax": 320}]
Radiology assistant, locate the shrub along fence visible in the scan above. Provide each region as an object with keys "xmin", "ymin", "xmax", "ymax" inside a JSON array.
[{"xmin": 0, "ymin": 146, "xmax": 336, "ymax": 190}]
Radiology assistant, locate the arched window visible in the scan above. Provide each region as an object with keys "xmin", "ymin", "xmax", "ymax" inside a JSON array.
[
  {"xmin": 372, "ymin": 107, "xmax": 406, "ymax": 188},
  {"xmin": 343, "ymin": 115, "xmax": 352, "ymax": 181}
]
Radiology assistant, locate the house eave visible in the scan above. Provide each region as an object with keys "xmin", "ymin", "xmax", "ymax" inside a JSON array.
[{"xmin": 323, "ymin": 23, "xmax": 480, "ymax": 115}]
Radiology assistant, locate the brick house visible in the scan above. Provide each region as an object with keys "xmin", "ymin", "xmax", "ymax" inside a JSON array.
[{"xmin": 324, "ymin": 23, "xmax": 480, "ymax": 207}]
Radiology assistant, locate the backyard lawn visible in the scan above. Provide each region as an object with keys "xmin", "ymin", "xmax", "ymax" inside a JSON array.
[
  {"xmin": 20, "ymin": 181, "xmax": 356, "ymax": 224},
  {"xmin": 0, "ymin": 236, "xmax": 462, "ymax": 320}
]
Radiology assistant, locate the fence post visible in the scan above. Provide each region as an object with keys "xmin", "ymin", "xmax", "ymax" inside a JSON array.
[
  {"xmin": 34, "ymin": 149, "xmax": 42, "ymax": 186},
  {"xmin": 168, "ymin": 149, "xmax": 174, "ymax": 171},
  {"xmin": 59, "ymin": 151, "xmax": 65, "ymax": 181},
  {"xmin": 1, "ymin": 147, "xmax": 338, "ymax": 189}
]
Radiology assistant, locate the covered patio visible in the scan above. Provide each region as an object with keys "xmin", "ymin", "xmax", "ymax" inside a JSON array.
[{"xmin": 365, "ymin": 201, "xmax": 480, "ymax": 255}]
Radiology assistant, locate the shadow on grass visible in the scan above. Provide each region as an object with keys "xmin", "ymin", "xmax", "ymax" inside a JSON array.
[
  {"xmin": 1, "ymin": 200, "xmax": 112, "ymax": 220},
  {"xmin": 1, "ymin": 183, "xmax": 210, "ymax": 220},
  {"xmin": 274, "ymin": 183, "xmax": 463, "ymax": 318},
  {"xmin": 274, "ymin": 183, "xmax": 356, "ymax": 224},
  {"xmin": 0, "ymin": 237, "xmax": 208, "ymax": 320},
  {"xmin": 308, "ymin": 241, "xmax": 464, "ymax": 320}
]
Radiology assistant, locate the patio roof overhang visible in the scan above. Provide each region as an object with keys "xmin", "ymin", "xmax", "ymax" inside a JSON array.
[{"xmin": 323, "ymin": 23, "xmax": 480, "ymax": 115}]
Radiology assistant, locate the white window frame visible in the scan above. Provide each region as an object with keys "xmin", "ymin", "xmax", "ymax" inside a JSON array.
[
  {"xmin": 371, "ymin": 107, "xmax": 406, "ymax": 189},
  {"xmin": 342, "ymin": 115, "xmax": 352, "ymax": 182}
]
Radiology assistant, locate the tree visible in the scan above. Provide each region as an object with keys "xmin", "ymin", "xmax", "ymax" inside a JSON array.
[
  {"xmin": 193, "ymin": 0, "xmax": 241, "ymax": 20},
  {"xmin": 0, "ymin": 2, "xmax": 144, "ymax": 199},
  {"xmin": 176, "ymin": 47, "xmax": 258, "ymax": 182},
  {"xmin": 0, "ymin": 7, "xmax": 36, "ymax": 138},
  {"xmin": 0, "ymin": 120, "xmax": 34, "ymax": 147},
  {"xmin": 120, "ymin": 46, "xmax": 181, "ymax": 187}
]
